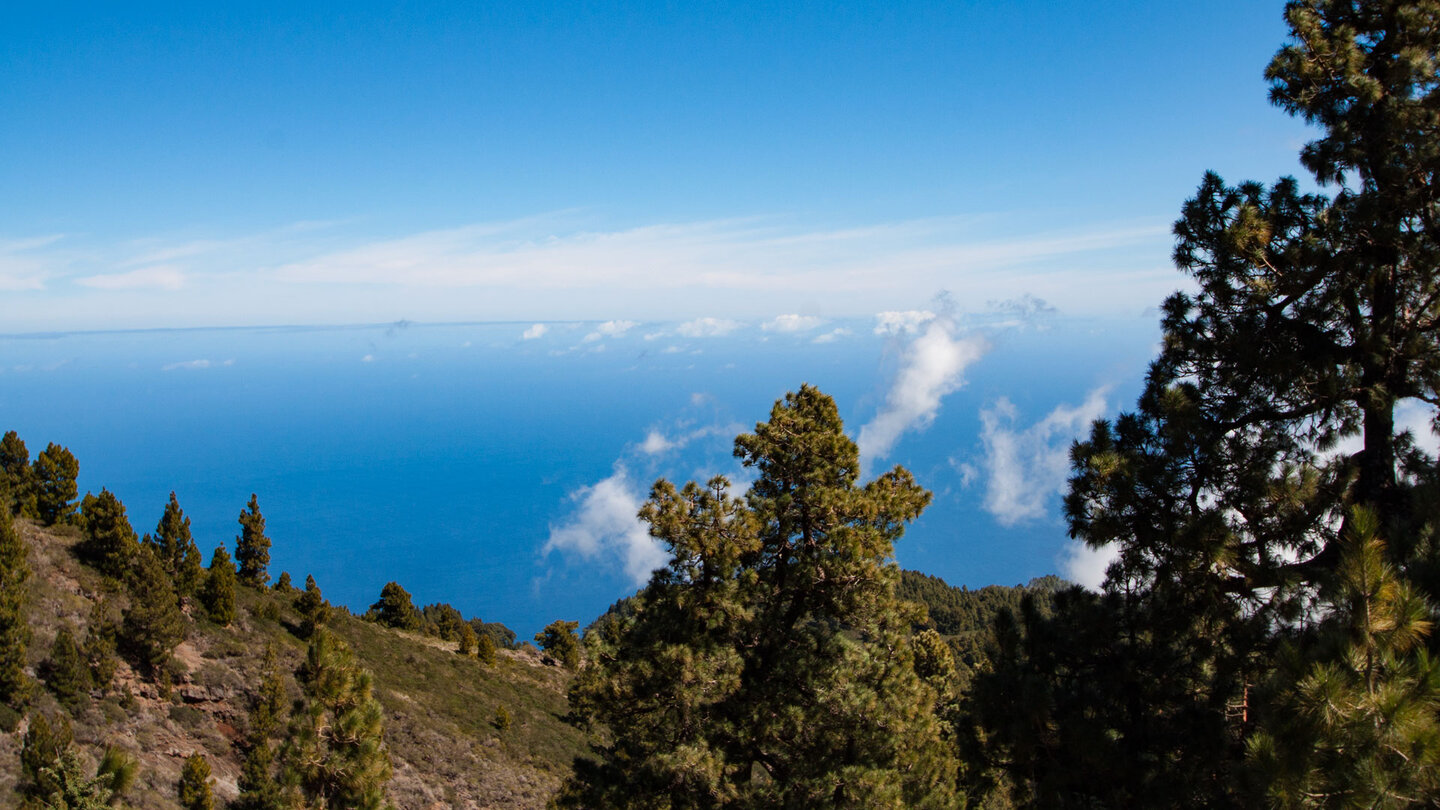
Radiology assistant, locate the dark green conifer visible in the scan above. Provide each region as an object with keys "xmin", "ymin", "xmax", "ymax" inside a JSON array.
[
  {"xmin": 43, "ymin": 625, "xmax": 91, "ymax": 710},
  {"xmin": 273, "ymin": 571, "xmax": 293, "ymax": 593},
  {"xmin": 1248, "ymin": 510, "xmax": 1440, "ymax": 807},
  {"xmin": 295, "ymin": 574, "xmax": 329, "ymax": 639},
  {"xmin": 368, "ymin": 581, "xmax": 420, "ymax": 631},
  {"xmin": 0, "ymin": 507, "xmax": 31, "ymax": 708},
  {"xmin": 121, "ymin": 545, "xmax": 187, "ymax": 680},
  {"xmin": 233, "ymin": 644, "xmax": 288, "ymax": 810},
  {"xmin": 79, "ymin": 489, "xmax": 139, "ymax": 579},
  {"xmin": 533, "ymin": 620, "xmax": 580, "ymax": 669},
  {"xmin": 153, "ymin": 492, "xmax": 204, "ymax": 596},
  {"xmin": 31, "ymin": 443, "xmax": 77, "ymax": 526},
  {"xmin": 475, "ymin": 632, "xmax": 497, "ymax": 667},
  {"xmin": 202, "ymin": 545, "xmax": 237, "ymax": 626},
  {"xmin": 82, "ymin": 599, "xmax": 120, "ymax": 694},
  {"xmin": 281, "ymin": 628, "xmax": 393, "ymax": 809},
  {"xmin": 234, "ymin": 494, "xmax": 271, "ymax": 588},
  {"xmin": 0, "ymin": 430, "xmax": 33, "ymax": 517},
  {"xmin": 178, "ymin": 753, "xmax": 215, "ymax": 810},
  {"xmin": 556, "ymin": 386, "xmax": 955, "ymax": 809},
  {"xmin": 457, "ymin": 622, "xmax": 478, "ymax": 657},
  {"xmin": 20, "ymin": 711, "xmax": 72, "ymax": 800}
]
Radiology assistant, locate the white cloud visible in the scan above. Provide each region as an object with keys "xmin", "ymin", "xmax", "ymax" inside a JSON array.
[
  {"xmin": 874, "ymin": 310, "xmax": 936, "ymax": 336},
  {"xmin": 858, "ymin": 317, "xmax": 988, "ymax": 468},
  {"xmin": 543, "ymin": 467, "xmax": 669, "ymax": 586},
  {"xmin": 75, "ymin": 265, "xmax": 186, "ymax": 291},
  {"xmin": 1061, "ymin": 540, "xmax": 1119, "ymax": 591},
  {"xmin": 640, "ymin": 431, "xmax": 673, "ymax": 455},
  {"xmin": 812, "ymin": 327, "xmax": 851, "ymax": 344},
  {"xmin": 583, "ymin": 319, "xmax": 638, "ymax": 342},
  {"xmin": 0, "ymin": 235, "xmax": 61, "ymax": 291},
  {"xmin": 975, "ymin": 388, "xmax": 1110, "ymax": 527},
  {"xmin": 0, "ymin": 214, "xmax": 1176, "ymax": 332},
  {"xmin": 1396, "ymin": 399, "xmax": 1440, "ymax": 456},
  {"xmin": 763, "ymin": 314, "xmax": 823, "ymax": 333},
  {"xmin": 521, "ymin": 323, "xmax": 548, "ymax": 340},
  {"xmin": 677, "ymin": 317, "xmax": 742, "ymax": 337},
  {"xmin": 161, "ymin": 359, "xmax": 211, "ymax": 372},
  {"xmin": 361, "ymin": 354, "xmax": 375, "ymax": 363}
]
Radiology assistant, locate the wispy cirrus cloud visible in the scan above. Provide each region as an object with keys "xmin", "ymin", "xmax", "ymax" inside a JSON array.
[
  {"xmin": 77, "ymin": 265, "xmax": 187, "ymax": 291},
  {"xmin": 0, "ymin": 235, "xmax": 64, "ymax": 291},
  {"xmin": 0, "ymin": 213, "xmax": 1173, "ymax": 331}
]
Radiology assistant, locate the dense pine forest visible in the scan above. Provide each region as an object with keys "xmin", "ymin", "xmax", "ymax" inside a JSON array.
[{"xmin": 5, "ymin": 0, "xmax": 1440, "ymax": 807}]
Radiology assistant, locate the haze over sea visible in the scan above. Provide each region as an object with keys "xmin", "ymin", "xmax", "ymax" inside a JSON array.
[{"xmin": 0, "ymin": 313, "xmax": 1153, "ymax": 637}]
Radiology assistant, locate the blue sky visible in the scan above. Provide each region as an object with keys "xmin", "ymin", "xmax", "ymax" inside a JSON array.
[
  {"xmin": 0, "ymin": 2, "xmax": 1351, "ymax": 628},
  {"xmin": 2, "ymin": 1, "xmax": 1313, "ymax": 331}
]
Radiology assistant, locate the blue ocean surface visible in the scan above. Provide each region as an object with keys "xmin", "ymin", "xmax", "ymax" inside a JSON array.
[{"xmin": 0, "ymin": 316, "xmax": 1157, "ymax": 638}]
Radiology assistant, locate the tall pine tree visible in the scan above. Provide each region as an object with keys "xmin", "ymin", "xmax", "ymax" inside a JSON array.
[
  {"xmin": 235, "ymin": 494, "xmax": 271, "ymax": 588},
  {"xmin": 152, "ymin": 492, "xmax": 204, "ymax": 597},
  {"xmin": 79, "ymin": 489, "xmax": 139, "ymax": 579},
  {"xmin": 202, "ymin": 546, "xmax": 237, "ymax": 626},
  {"xmin": 281, "ymin": 628, "xmax": 393, "ymax": 810},
  {"xmin": 556, "ymin": 385, "xmax": 956, "ymax": 809},
  {"xmin": 31, "ymin": 443, "xmax": 77, "ymax": 526}
]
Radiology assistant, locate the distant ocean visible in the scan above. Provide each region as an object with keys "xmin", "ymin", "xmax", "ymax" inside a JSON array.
[{"xmin": 0, "ymin": 316, "xmax": 1157, "ymax": 638}]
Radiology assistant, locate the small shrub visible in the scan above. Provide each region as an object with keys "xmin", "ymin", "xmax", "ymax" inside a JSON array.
[{"xmin": 494, "ymin": 705, "xmax": 511, "ymax": 731}]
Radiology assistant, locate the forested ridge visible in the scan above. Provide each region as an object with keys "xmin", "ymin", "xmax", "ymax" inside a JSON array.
[{"xmin": 6, "ymin": 1, "xmax": 1440, "ymax": 807}]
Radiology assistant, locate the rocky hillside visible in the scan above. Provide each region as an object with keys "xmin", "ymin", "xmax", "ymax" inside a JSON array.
[{"xmin": 0, "ymin": 519, "xmax": 586, "ymax": 809}]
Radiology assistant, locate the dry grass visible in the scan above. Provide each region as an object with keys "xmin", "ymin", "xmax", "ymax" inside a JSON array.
[{"xmin": 1, "ymin": 519, "xmax": 587, "ymax": 809}]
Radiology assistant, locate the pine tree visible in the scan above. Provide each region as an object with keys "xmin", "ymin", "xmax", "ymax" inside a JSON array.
[
  {"xmin": 556, "ymin": 385, "xmax": 956, "ymax": 809},
  {"xmin": 1248, "ymin": 509, "xmax": 1440, "ymax": 807},
  {"xmin": 78, "ymin": 489, "xmax": 139, "ymax": 579},
  {"xmin": 235, "ymin": 494, "xmax": 271, "ymax": 588},
  {"xmin": 84, "ymin": 599, "xmax": 120, "ymax": 693},
  {"xmin": 534, "ymin": 620, "xmax": 580, "ymax": 669},
  {"xmin": 31, "ymin": 443, "xmax": 77, "ymax": 526},
  {"xmin": 202, "ymin": 545, "xmax": 237, "ymax": 626},
  {"xmin": 122, "ymin": 544, "xmax": 187, "ymax": 680},
  {"xmin": 20, "ymin": 711, "xmax": 72, "ymax": 800},
  {"xmin": 273, "ymin": 571, "xmax": 293, "ymax": 593},
  {"xmin": 368, "ymin": 581, "xmax": 420, "ymax": 631},
  {"xmin": 0, "ymin": 430, "xmax": 33, "ymax": 517},
  {"xmin": 281, "ymin": 628, "xmax": 393, "ymax": 809},
  {"xmin": 152, "ymin": 492, "xmax": 204, "ymax": 597},
  {"xmin": 233, "ymin": 645, "xmax": 288, "ymax": 810},
  {"xmin": 0, "ymin": 507, "xmax": 31, "ymax": 708},
  {"xmin": 43, "ymin": 625, "xmax": 92, "ymax": 710},
  {"xmin": 178, "ymin": 753, "xmax": 215, "ymax": 810},
  {"xmin": 475, "ymin": 632, "xmax": 497, "ymax": 667},
  {"xmin": 457, "ymin": 622, "xmax": 478, "ymax": 657},
  {"xmin": 295, "ymin": 574, "xmax": 329, "ymax": 639}
]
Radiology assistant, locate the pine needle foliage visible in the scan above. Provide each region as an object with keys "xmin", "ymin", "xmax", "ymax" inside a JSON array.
[
  {"xmin": 281, "ymin": 628, "xmax": 393, "ymax": 810},
  {"xmin": 152, "ymin": 492, "xmax": 204, "ymax": 597},
  {"xmin": 235, "ymin": 494, "xmax": 271, "ymax": 588},
  {"xmin": 1248, "ymin": 510, "xmax": 1440, "ymax": 808},
  {"xmin": 295, "ymin": 574, "xmax": 330, "ymax": 639},
  {"xmin": 0, "ymin": 507, "xmax": 31, "ymax": 708},
  {"xmin": 31, "ymin": 443, "xmax": 77, "ymax": 527},
  {"xmin": 42, "ymin": 625, "xmax": 91, "ymax": 710},
  {"xmin": 202, "ymin": 546, "xmax": 237, "ymax": 626},
  {"xmin": 178, "ymin": 753, "xmax": 215, "ymax": 810},
  {"xmin": 556, "ymin": 385, "xmax": 956, "ymax": 809},
  {"xmin": 78, "ymin": 489, "xmax": 138, "ymax": 579}
]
